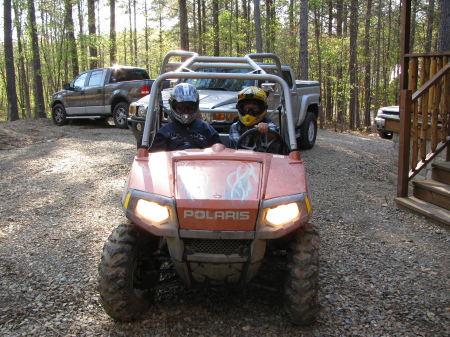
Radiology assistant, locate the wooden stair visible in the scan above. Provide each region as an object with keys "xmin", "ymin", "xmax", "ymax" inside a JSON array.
[{"xmin": 395, "ymin": 161, "xmax": 450, "ymax": 227}]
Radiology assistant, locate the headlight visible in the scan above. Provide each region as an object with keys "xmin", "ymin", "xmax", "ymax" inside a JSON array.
[
  {"xmin": 135, "ymin": 200, "xmax": 169, "ymax": 223},
  {"xmin": 137, "ymin": 104, "xmax": 148, "ymax": 118},
  {"xmin": 266, "ymin": 202, "xmax": 300, "ymax": 226}
]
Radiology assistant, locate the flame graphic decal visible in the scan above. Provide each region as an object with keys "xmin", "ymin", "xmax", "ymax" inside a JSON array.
[{"xmin": 225, "ymin": 163, "xmax": 258, "ymax": 201}]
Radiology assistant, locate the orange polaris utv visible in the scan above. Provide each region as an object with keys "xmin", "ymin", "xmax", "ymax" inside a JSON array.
[{"xmin": 98, "ymin": 52, "xmax": 320, "ymax": 325}]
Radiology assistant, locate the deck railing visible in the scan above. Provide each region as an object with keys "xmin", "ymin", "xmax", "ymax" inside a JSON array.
[{"xmin": 397, "ymin": 53, "xmax": 450, "ymax": 197}]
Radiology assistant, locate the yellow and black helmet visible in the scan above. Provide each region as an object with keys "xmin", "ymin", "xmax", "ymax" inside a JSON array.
[{"xmin": 236, "ymin": 86, "xmax": 268, "ymax": 126}]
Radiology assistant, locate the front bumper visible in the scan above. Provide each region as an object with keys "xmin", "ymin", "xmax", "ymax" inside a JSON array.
[{"xmin": 123, "ymin": 189, "xmax": 311, "ymax": 287}]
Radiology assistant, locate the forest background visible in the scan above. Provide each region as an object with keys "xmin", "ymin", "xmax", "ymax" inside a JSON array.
[{"xmin": 1, "ymin": 0, "xmax": 450, "ymax": 131}]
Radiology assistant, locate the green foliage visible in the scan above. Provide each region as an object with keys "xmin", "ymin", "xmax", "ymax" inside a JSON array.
[{"xmin": 0, "ymin": 0, "xmax": 443, "ymax": 124}]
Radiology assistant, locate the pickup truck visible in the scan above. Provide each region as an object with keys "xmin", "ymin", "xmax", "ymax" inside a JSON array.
[
  {"xmin": 128, "ymin": 51, "xmax": 322, "ymax": 149},
  {"xmin": 50, "ymin": 66, "xmax": 153, "ymax": 128},
  {"xmin": 374, "ymin": 105, "xmax": 399, "ymax": 139}
]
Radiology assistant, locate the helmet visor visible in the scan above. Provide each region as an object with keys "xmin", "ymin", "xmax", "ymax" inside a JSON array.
[
  {"xmin": 237, "ymin": 100, "xmax": 265, "ymax": 116},
  {"xmin": 173, "ymin": 102, "xmax": 198, "ymax": 113}
]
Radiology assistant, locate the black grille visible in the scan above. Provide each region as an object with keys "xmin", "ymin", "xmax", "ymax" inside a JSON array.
[{"xmin": 183, "ymin": 239, "xmax": 251, "ymax": 255}]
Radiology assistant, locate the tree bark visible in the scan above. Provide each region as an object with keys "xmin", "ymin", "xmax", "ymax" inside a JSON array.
[
  {"xmin": 254, "ymin": 0, "xmax": 263, "ymax": 53},
  {"xmin": 64, "ymin": 0, "xmax": 79, "ymax": 77},
  {"xmin": 336, "ymin": 0, "xmax": 344, "ymax": 129},
  {"xmin": 110, "ymin": 0, "xmax": 117, "ymax": 65},
  {"xmin": 363, "ymin": 0, "xmax": 372, "ymax": 127},
  {"xmin": 348, "ymin": 0, "xmax": 358, "ymax": 129},
  {"xmin": 313, "ymin": 4, "xmax": 323, "ymax": 128},
  {"xmin": 425, "ymin": 0, "xmax": 435, "ymax": 52},
  {"xmin": 4, "ymin": 0, "xmax": 19, "ymax": 121},
  {"xmin": 299, "ymin": 0, "xmax": 308, "ymax": 79},
  {"xmin": 88, "ymin": 0, "xmax": 98, "ymax": 69},
  {"xmin": 12, "ymin": 1, "xmax": 31, "ymax": 118},
  {"xmin": 439, "ymin": 0, "xmax": 450, "ymax": 51},
  {"xmin": 27, "ymin": 0, "xmax": 46, "ymax": 118},
  {"xmin": 213, "ymin": 0, "xmax": 220, "ymax": 55},
  {"xmin": 179, "ymin": 0, "xmax": 189, "ymax": 50}
]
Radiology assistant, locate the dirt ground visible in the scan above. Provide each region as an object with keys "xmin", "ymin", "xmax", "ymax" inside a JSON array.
[{"xmin": 0, "ymin": 118, "xmax": 449, "ymax": 336}]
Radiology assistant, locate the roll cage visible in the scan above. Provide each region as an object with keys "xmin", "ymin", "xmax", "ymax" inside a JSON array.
[{"xmin": 141, "ymin": 51, "xmax": 298, "ymax": 152}]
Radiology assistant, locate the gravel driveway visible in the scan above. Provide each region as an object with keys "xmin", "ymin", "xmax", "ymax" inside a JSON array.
[{"xmin": 0, "ymin": 119, "xmax": 449, "ymax": 336}]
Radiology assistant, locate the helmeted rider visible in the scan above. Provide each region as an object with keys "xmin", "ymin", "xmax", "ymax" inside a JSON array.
[
  {"xmin": 228, "ymin": 86, "xmax": 279, "ymax": 150},
  {"xmin": 149, "ymin": 83, "xmax": 222, "ymax": 152}
]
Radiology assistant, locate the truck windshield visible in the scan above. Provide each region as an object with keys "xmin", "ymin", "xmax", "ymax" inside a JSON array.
[{"xmin": 182, "ymin": 68, "xmax": 254, "ymax": 91}]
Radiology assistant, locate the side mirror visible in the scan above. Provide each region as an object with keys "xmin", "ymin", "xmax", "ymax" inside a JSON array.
[
  {"xmin": 63, "ymin": 83, "xmax": 72, "ymax": 90},
  {"xmin": 261, "ymin": 83, "xmax": 277, "ymax": 96}
]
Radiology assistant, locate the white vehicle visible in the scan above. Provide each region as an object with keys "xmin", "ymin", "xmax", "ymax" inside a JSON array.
[{"xmin": 129, "ymin": 51, "xmax": 322, "ymax": 149}]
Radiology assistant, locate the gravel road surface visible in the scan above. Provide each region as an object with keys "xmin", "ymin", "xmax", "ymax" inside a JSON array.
[{"xmin": 0, "ymin": 119, "xmax": 449, "ymax": 336}]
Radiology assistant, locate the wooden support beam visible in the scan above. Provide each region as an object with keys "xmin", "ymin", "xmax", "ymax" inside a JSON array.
[{"xmin": 398, "ymin": 90, "xmax": 412, "ymax": 197}]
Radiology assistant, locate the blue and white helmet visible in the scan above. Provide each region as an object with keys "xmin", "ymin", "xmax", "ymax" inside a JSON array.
[{"xmin": 169, "ymin": 83, "xmax": 199, "ymax": 125}]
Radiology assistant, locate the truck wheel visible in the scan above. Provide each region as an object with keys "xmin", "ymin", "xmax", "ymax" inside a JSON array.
[
  {"xmin": 98, "ymin": 224, "xmax": 160, "ymax": 321},
  {"xmin": 52, "ymin": 104, "xmax": 70, "ymax": 126},
  {"xmin": 378, "ymin": 130, "xmax": 393, "ymax": 139},
  {"xmin": 113, "ymin": 102, "xmax": 129, "ymax": 129},
  {"xmin": 297, "ymin": 112, "xmax": 317, "ymax": 150},
  {"xmin": 284, "ymin": 223, "xmax": 319, "ymax": 326}
]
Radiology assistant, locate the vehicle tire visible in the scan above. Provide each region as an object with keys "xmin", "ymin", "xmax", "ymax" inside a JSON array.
[
  {"xmin": 284, "ymin": 223, "xmax": 320, "ymax": 326},
  {"xmin": 98, "ymin": 224, "xmax": 160, "ymax": 321},
  {"xmin": 378, "ymin": 130, "xmax": 393, "ymax": 139},
  {"xmin": 51, "ymin": 104, "xmax": 70, "ymax": 126},
  {"xmin": 297, "ymin": 112, "xmax": 317, "ymax": 150},
  {"xmin": 113, "ymin": 102, "xmax": 129, "ymax": 129}
]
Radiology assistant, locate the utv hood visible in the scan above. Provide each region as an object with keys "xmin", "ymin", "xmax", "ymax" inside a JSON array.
[{"xmin": 174, "ymin": 155, "xmax": 262, "ymax": 231}]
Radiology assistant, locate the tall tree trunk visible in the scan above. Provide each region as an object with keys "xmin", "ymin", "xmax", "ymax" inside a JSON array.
[
  {"xmin": 128, "ymin": 0, "xmax": 133, "ymax": 64},
  {"xmin": 325, "ymin": 0, "xmax": 333, "ymax": 123},
  {"xmin": 363, "ymin": 0, "xmax": 372, "ymax": 127},
  {"xmin": 374, "ymin": 0, "xmax": 383, "ymax": 112},
  {"xmin": 348, "ymin": 0, "xmax": 358, "ymax": 130},
  {"xmin": 27, "ymin": 0, "xmax": 46, "ymax": 118},
  {"xmin": 254, "ymin": 0, "xmax": 263, "ymax": 53},
  {"xmin": 64, "ymin": 0, "xmax": 79, "ymax": 77},
  {"xmin": 144, "ymin": 0, "xmax": 149, "ymax": 70},
  {"xmin": 265, "ymin": 0, "xmax": 273, "ymax": 51},
  {"xmin": 313, "ymin": 4, "xmax": 323, "ymax": 128},
  {"xmin": 12, "ymin": 2, "xmax": 30, "ymax": 118},
  {"xmin": 110, "ymin": 0, "xmax": 117, "ymax": 65},
  {"xmin": 298, "ymin": 0, "xmax": 308, "ymax": 79},
  {"xmin": 133, "ymin": 0, "xmax": 137, "ymax": 64},
  {"xmin": 197, "ymin": 0, "xmax": 203, "ymax": 54},
  {"xmin": 425, "ymin": 0, "xmax": 435, "ymax": 52},
  {"xmin": 88, "ymin": 0, "xmax": 98, "ymax": 69},
  {"xmin": 439, "ymin": 0, "xmax": 450, "ymax": 51},
  {"xmin": 77, "ymin": 2, "xmax": 87, "ymax": 70},
  {"xmin": 4, "ymin": 0, "xmax": 19, "ymax": 121},
  {"xmin": 335, "ymin": 0, "xmax": 344, "ymax": 130},
  {"xmin": 179, "ymin": 0, "xmax": 189, "ymax": 50},
  {"xmin": 213, "ymin": 0, "xmax": 220, "ymax": 55},
  {"xmin": 409, "ymin": 0, "xmax": 417, "ymax": 52}
]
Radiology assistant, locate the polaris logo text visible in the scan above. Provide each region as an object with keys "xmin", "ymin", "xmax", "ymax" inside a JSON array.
[{"xmin": 184, "ymin": 210, "xmax": 250, "ymax": 220}]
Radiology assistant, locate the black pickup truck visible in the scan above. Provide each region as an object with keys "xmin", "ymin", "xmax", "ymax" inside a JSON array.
[{"xmin": 50, "ymin": 66, "xmax": 153, "ymax": 128}]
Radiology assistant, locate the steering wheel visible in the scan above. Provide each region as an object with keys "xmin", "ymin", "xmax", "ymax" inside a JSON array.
[{"xmin": 236, "ymin": 128, "xmax": 287, "ymax": 154}]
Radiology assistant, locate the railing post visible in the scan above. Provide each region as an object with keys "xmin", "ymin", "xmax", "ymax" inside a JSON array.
[{"xmin": 397, "ymin": 90, "xmax": 412, "ymax": 197}]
